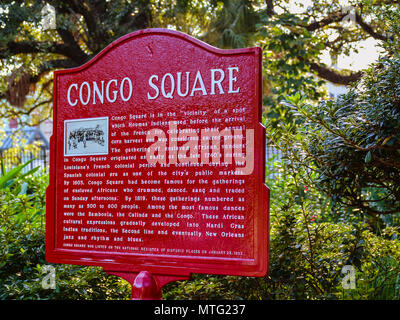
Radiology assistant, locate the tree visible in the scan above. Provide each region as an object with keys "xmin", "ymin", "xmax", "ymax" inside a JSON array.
[
  {"xmin": 1, "ymin": 0, "xmax": 399, "ymax": 125},
  {"xmin": 0, "ymin": 0, "xmax": 223, "ymax": 125}
]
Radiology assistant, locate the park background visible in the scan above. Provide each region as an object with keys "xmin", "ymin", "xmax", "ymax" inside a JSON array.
[{"xmin": 1, "ymin": 0, "xmax": 400, "ymax": 299}]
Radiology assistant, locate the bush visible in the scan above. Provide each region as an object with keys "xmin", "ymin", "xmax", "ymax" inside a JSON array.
[
  {"xmin": 1, "ymin": 158, "xmax": 399, "ymax": 300},
  {"xmin": 163, "ymin": 157, "xmax": 400, "ymax": 300}
]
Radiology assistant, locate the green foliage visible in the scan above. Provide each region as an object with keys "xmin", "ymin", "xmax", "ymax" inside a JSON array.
[
  {"xmin": 2, "ymin": 0, "xmax": 398, "ymax": 127},
  {"xmin": 259, "ymin": 11, "xmax": 327, "ymax": 125},
  {"xmin": 2, "ymin": 0, "xmax": 400, "ymax": 300},
  {"xmin": 0, "ymin": 162, "xmax": 130, "ymax": 300},
  {"xmin": 257, "ymin": 0, "xmax": 400, "ymax": 126},
  {"xmin": 199, "ymin": 0, "xmax": 260, "ymax": 49},
  {"xmin": 1, "ymin": 160, "xmax": 400, "ymax": 300},
  {"xmin": 163, "ymin": 157, "xmax": 400, "ymax": 300},
  {"xmin": 338, "ymin": 237, "xmax": 400, "ymax": 300}
]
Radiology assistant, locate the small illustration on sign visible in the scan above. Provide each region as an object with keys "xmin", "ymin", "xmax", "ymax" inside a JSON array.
[{"xmin": 64, "ymin": 117, "xmax": 108, "ymax": 156}]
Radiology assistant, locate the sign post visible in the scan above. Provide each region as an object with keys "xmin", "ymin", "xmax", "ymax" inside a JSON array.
[{"xmin": 46, "ymin": 29, "xmax": 269, "ymax": 299}]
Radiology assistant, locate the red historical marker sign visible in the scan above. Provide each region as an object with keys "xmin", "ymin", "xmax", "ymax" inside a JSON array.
[{"xmin": 46, "ymin": 29, "xmax": 269, "ymax": 296}]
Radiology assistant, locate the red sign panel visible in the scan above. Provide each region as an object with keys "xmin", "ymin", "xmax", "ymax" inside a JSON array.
[{"xmin": 46, "ymin": 29, "xmax": 269, "ymax": 277}]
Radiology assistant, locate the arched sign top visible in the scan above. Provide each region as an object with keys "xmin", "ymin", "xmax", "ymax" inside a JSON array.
[
  {"xmin": 55, "ymin": 28, "xmax": 261, "ymax": 76},
  {"xmin": 46, "ymin": 28, "xmax": 269, "ymax": 281}
]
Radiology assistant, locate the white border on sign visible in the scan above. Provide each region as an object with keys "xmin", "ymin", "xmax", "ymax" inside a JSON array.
[{"xmin": 64, "ymin": 117, "xmax": 109, "ymax": 156}]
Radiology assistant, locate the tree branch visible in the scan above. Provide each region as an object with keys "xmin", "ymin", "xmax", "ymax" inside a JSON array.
[
  {"xmin": 305, "ymin": 11, "xmax": 348, "ymax": 32},
  {"xmin": 355, "ymin": 12, "xmax": 388, "ymax": 41}
]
